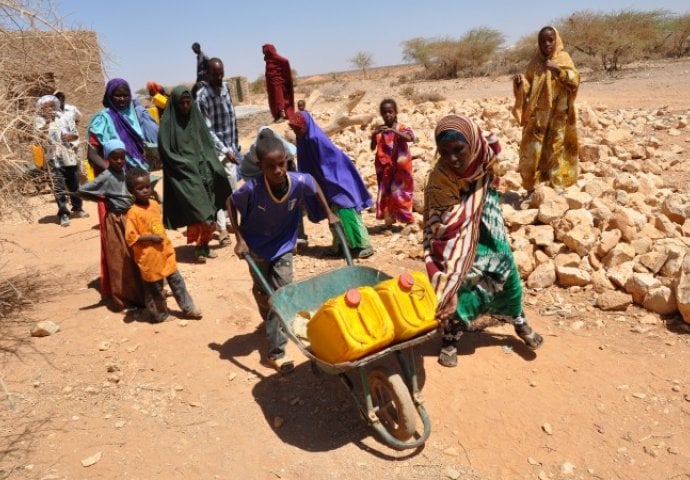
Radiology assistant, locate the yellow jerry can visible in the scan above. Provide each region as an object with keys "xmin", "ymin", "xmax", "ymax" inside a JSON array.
[
  {"xmin": 374, "ymin": 271, "xmax": 438, "ymax": 342},
  {"xmin": 307, "ymin": 286, "xmax": 395, "ymax": 364}
]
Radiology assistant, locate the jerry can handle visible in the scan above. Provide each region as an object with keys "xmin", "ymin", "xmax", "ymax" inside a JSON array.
[
  {"xmin": 241, "ymin": 252, "xmax": 275, "ymax": 296},
  {"xmin": 333, "ymin": 222, "xmax": 354, "ymax": 267}
]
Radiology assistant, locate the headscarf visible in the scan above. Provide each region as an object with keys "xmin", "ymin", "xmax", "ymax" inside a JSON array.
[
  {"xmin": 158, "ymin": 85, "xmax": 232, "ymax": 229},
  {"xmin": 102, "ymin": 78, "xmax": 146, "ymax": 165},
  {"xmin": 146, "ymin": 81, "xmax": 165, "ymax": 97},
  {"xmin": 513, "ymin": 27, "xmax": 578, "ymax": 125},
  {"xmin": 424, "ymin": 115, "xmax": 501, "ymax": 315},
  {"xmin": 103, "ymin": 139, "xmax": 126, "ymax": 159},
  {"xmin": 36, "ymin": 95, "xmax": 60, "ymax": 112},
  {"xmin": 291, "ymin": 111, "xmax": 373, "ymax": 212},
  {"xmin": 263, "ymin": 44, "xmax": 295, "ymax": 119}
]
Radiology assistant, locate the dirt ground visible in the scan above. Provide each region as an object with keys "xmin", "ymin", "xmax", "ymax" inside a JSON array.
[{"xmin": 1, "ymin": 60, "xmax": 690, "ymax": 480}]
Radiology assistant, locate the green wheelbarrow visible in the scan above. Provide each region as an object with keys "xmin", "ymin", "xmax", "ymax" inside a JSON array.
[{"xmin": 243, "ymin": 225, "xmax": 436, "ymax": 450}]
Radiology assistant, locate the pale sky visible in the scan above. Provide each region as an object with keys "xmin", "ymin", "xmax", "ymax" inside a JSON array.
[{"xmin": 56, "ymin": 0, "xmax": 689, "ymax": 91}]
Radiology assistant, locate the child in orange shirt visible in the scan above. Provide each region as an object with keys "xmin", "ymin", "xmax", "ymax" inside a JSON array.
[{"xmin": 125, "ymin": 167, "xmax": 202, "ymax": 322}]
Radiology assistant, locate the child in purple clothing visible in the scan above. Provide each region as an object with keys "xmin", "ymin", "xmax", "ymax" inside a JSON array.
[{"xmin": 228, "ymin": 136, "xmax": 337, "ymax": 373}]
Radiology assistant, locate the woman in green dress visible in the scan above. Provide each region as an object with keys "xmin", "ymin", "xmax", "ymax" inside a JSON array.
[{"xmin": 423, "ymin": 114, "xmax": 543, "ymax": 367}]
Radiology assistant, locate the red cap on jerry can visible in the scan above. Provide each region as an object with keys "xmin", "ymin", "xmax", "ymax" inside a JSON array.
[
  {"xmin": 344, "ymin": 288, "xmax": 361, "ymax": 307},
  {"xmin": 398, "ymin": 272, "xmax": 415, "ymax": 290}
]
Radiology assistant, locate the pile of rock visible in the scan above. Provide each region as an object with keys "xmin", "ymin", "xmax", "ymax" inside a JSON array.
[{"xmin": 323, "ymin": 95, "xmax": 690, "ymax": 321}]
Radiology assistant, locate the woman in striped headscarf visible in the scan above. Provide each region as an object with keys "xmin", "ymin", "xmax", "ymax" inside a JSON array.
[{"xmin": 423, "ymin": 115, "xmax": 543, "ymax": 367}]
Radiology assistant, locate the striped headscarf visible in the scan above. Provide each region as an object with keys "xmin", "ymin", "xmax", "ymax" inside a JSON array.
[{"xmin": 424, "ymin": 115, "xmax": 501, "ymax": 316}]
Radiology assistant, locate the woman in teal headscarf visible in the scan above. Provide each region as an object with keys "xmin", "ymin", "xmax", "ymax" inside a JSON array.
[{"xmin": 158, "ymin": 85, "xmax": 233, "ymax": 262}]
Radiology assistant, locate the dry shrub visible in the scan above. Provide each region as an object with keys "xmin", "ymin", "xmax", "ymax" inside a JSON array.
[
  {"xmin": 0, "ymin": 0, "xmax": 105, "ymax": 220},
  {"xmin": 400, "ymin": 85, "xmax": 445, "ymax": 104},
  {"xmin": 0, "ymin": 1, "xmax": 103, "ymax": 319}
]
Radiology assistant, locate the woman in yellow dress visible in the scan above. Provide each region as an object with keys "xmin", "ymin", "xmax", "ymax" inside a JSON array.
[{"xmin": 513, "ymin": 26, "xmax": 579, "ymax": 193}]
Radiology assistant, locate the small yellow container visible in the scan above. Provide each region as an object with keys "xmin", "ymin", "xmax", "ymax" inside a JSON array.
[
  {"xmin": 32, "ymin": 144, "xmax": 44, "ymax": 168},
  {"xmin": 152, "ymin": 93, "xmax": 167, "ymax": 110},
  {"xmin": 374, "ymin": 271, "xmax": 438, "ymax": 342},
  {"xmin": 307, "ymin": 286, "xmax": 395, "ymax": 364},
  {"xmin": 147, "ymin": 106, "xmax": 160, "ymax": 124}
]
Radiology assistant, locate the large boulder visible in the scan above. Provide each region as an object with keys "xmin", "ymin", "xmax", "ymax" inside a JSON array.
[
  {"xmin": 503, "ymin": 206, "xmax": 539, "ymax": 227},
  {"xmin": 643, "ymin": 286, "xmax": 677, "ymax": 315},
  {"xmin": 613, "ymin": 173, "xmax": 640, "ymax": 193},
  {"xmin": 527, "ymin": 261, "xmax": 556, "ymax": 289},
  {"xmin": 625, "ymin": 273, "xmax": 662, "ymax": 305},
  {"xmin": 603, "ymin": 242, "xmax": 636, "ymax": 269},
  {"xmin": 561, "ymin": 225, "xmax": 597, "ymax": 257},
  {"xmin": 596, "ymin": 229, "xmax": 622, "ymax": 258},
  {"xmin": 556, "ymin": 266, "xmax": 591, "ymax": 287},
  {"xmin": 637, "ymin": 251, "xmax": 668, "ymax": 274},
  {"xmin": 525, "ymin": 225, "xmax": 555, "ymax": 247},
  {"xmin": 596, "ymin": 290, "xmax": 633, "ymax": 311},
  {"xmin": 513, "ymin": 250, "xmax": 535, "ymax": 279},
  {"xmin": 661, "ymin": 193, "xmax": 690, "ymax": 224},
  {"xmin": 607, "ymin": 261, "xmax": 634, "ymax": 289},
  {"xmin": 564, "ymin": 190, "xmax": 592, "ymax": 210},
  {"xmin": 538, "ymin": 196, "xmax": 570, "ymax": 224}
]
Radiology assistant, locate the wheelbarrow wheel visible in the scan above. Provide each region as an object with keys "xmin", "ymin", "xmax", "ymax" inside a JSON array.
[{"xmin": 367, "ymin": 367, "xmax": 417, "ymax": 441}]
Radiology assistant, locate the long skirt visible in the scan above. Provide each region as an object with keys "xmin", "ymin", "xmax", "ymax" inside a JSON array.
[
  {"xmin": 103, "ymin": 210, "xmax": 144, "ymax": 311},
  {"xmin": 453, "ymin": 190, "xmax": 523, "ymax": 325},
  {"xmin": 332, "ymin": 206, "xmax": 372, "ymax": 250},
  {"xmin": 376, "ymin": 162, "xmax": 414, "ymax": 224},
  {"xmin": 186, "ymin": 222, "xmax": 216, "ymax": 246}
]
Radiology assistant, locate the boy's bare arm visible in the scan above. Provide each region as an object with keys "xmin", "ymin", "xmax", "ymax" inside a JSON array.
[{"xmin": 226, "ymin": 197, "xmax": 248, "ymax": 257}]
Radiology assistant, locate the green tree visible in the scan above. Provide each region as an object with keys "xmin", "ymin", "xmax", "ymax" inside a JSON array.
[
  {"xmin": 403, "ymin": 27, "xmax": 504, "ymax": 79},
  {"xmin": 557, "ymin": 9, "xmax": 670, "ymax": 71},
  {"xmin": 401, "ymin": 37, "xmax": 433, "ymax": 70},
  {"xmin": 661, "ymin": 13, "xmax": 690, "ymax": 58}
]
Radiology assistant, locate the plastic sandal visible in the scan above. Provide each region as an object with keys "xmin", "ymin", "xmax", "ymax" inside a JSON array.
[
  {"xmin": 438, "ymin": 344, "xmax": 458, "ymax": 367},
  {"xmin": 515, "ymin": 324, "xmax": 544, "ymax": 350}
]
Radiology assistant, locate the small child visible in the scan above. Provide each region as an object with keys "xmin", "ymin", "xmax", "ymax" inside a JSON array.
[
  {"xmin": 296, "ymin": 99, "xmax": 306, "ymax": 112},
  {"xmin": 35, "ymin": 95, "xmax": 88, "ymax": 226},
  {"xmin": 79, "ymin": 139, "xmax": 143, "ymax": 311},
  {"xmin": 228, "ymin": 136, "xmax": 337, "ymax": 373},
  {"xmin": 124, "ymin": 167, "xmax": 202, "ymax": 323},
  {"xmin": 370, "ymin": 98, "xmax": 416, "ymax": 227}
]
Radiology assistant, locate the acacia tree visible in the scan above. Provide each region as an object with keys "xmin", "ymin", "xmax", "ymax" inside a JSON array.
[
  {"xmin": 662, "ymin": 13, "xmax": 690, "ymax": 58},
  {"xmin": 401, "ymin": 37, "xmax": 433, "ymax": 70},
  {"xmin": 400, "ymin": 27, "xmax": 505, "ymax": 79},
  {"xmin": 557, "ymin": 9, "xmax": 669, "ymax": 71},
  {"xmin": 349, "ymin": 51, "xmax": 374, "ymax": 75}
]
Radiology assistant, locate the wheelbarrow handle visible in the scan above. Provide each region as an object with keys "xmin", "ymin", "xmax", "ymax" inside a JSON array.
[
  {"xmin": 333, "ymin": 221, "xmax": 354, "ymax": 267},
  {"xmin": 242, "ymin": 222, "xmax": 353, "ymax": 296},
  {"xmin": 241, "ymin": 253, "xmax": 275, "ymax": 296}
]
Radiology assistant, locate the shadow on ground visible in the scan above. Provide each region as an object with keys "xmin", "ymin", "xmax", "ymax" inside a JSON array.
[{"xmin": 209, "ymin": 332, "xmax": 430, "ymax": 458}]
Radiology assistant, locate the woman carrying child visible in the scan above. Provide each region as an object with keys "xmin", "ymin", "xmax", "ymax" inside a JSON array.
[
  {"xmin": 86, "ymin": 78, "xmax": 157, "ymax": 296},
  {"xmin": 79, "ymin": 139, "xmax": 144, "ymax": 312},
  {"xmin": 370, "ymin": 98, "xmax": 416, "ymax": 227},
  {"xmin": 158, "ymin": 86, "xmax": 232, "ymax": 263},
  {"xmin": 287, "ymin": 111, "xmax": 374, "ymax": 259},
  {"xmin": 424, "ymin": 115, "xmax": 543, "ymax": 367}
]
